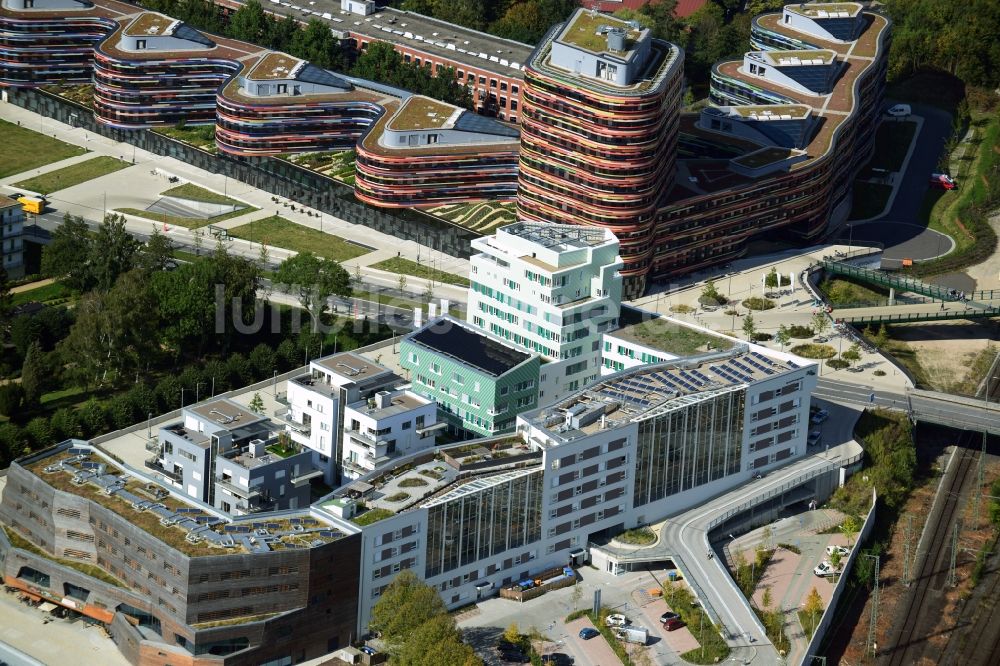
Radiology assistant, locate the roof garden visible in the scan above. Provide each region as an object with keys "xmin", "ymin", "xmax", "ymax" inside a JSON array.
[
  {"xmin": 732, "ymin": 146, "xmax": 794, "ymax": 168},
  {"xmin": 386, "ymin": 96, "xmax": 460, "ymax": 131},
  {"xmin": 786, "ymin": 2, "xmax": 861, "ymax": 18},
  {"xmin": 123, "ymin": 12, "xmax": 175, "ymax": 37},
  {"xmin": 765, "ymin": 49, "xmax": 836, "ymax": 65},
  {"xmin": 559, "ymin": 10, "xmax": 643, "ymax": 55},
  {"xmin": 246, "ymin": 52, "xmax": 303, "ymax": 80},
  {"xmin": 729, "ymin": 104, "xmax": 812, "ymax": 120},
  {"xmin": 609, "ymin": 314, "xmax": 736, "ymax": 357},
  {"xmin": 23, "ymin": 445, "xmax": 345, "ymax": 557}
]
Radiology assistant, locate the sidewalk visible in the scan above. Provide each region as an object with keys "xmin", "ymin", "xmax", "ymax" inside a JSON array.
[{"xmin": 0, "ymin": 101, "xmax": 471, "ymax": 292}]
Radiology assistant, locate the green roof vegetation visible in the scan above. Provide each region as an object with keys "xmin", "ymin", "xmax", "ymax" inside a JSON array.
[
  {"xmin": 614, "ymin": 318, "xmax": 733, "ymax": 356},
  {"xmin": 14, "ymin": 156, "xmax": 131, "ymax": 195},
  {"xmin": 733, "ymin": 147, "xmax": 793, "ymax": 168},
  {"xmin": 351, "ymin": 507, "xmax": 395, "ymax": 526},
  {"xmin": 388, "ymin": 97, "xmax": 457, "ymax": 131},
  {"xmin": 3, "ymin": 526, "xmax": 126, "ymax": 588},
  {"xmin": 191, "ymin": 611, "xmax": 280, "ymax": 629},
  {"xmin": 560, "ymin": 11, "xmax": 640, "ymax": 54},
  {"xmin": 0, "ymin": 119, "xmax": 87, "ymax": 179}
]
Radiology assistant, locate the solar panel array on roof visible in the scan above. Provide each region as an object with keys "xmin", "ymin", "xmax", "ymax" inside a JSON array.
[{"xmin": 69, "ymin": 447, "xmax": 89, "ymax": 455}]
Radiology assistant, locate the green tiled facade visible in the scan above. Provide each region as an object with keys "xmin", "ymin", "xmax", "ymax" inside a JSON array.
[{"xmin": 400, "ymin": 340, "xmax": 540, "ymax": 438}]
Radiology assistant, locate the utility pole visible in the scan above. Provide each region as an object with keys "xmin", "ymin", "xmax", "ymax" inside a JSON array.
[{"xmin": 864, "ymin": 553, "xmax": 880, "ymax": 657}]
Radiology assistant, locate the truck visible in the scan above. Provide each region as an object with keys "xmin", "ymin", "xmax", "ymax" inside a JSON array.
[
  {"xmin": 613, "ymin": 626, "xmax": 648, "ymax": 645},
  {"xmin": 17, "ymin": 195, "xmax": 46, "ymax": 215}
]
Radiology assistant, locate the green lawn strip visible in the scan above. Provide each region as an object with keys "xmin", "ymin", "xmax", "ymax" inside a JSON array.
[
  {"xmin": 818, "ymin": 276, "xmax": 889, "ymax": 306},
  {"xmin": 848, "ymin": 181, "xmax": 893, "ymax": 220},
  {"xmin": 228, "ymin": 215, "xmax": 370, "ymax": 263},
  {"xmin": 40, "ymin": 385, "xmax": 87, "ymax": 407},
  {"xmin": 369, "ymin": 257, "xmax": 469, "ymax": 287},
  {"xmin": 0, "ymin": 119, "xmax": 88, "ymax": 178},
  {"xmin": 161, "ymin": 183, "xmax": 244, "ymax": 206},
  {"xmin": 152, "ymin": 125, "xmax": 217, "ymax": 153},
  {"xmin": 11, "ymin": 281, "xmax": 74, "ymax": 307},
  {"xmin": 115, "ymin": 205, "xmax": 257, "ymax": 230},
  {"xmin": 13, "ymin": 156, "xmax": 130, "ymax": 195}
]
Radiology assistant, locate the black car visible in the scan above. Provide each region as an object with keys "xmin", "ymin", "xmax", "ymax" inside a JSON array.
[
  {"xmin": 495, "ymin": 639, "xmax": 518, "ymax": 652},
  {"xmin": 541, "ymin": 653, "xmax": 574, "ymax": 665},
  {"xmin": 499, "ymin": 649, "xmax": 530, "ymax": 663},
  {"xmin": 660, "ymin": 611, "xmax": 680, "ymax": 623}
]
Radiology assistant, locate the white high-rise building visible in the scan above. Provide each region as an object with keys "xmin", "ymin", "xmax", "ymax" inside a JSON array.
[{"xmin": 467, "ymin": 222, "xmax": 623, "ymax": 404}]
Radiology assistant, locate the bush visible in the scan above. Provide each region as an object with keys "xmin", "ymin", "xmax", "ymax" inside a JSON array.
[
  {"xmin": 777, "ymin": 542, "xmax": 802, "ymax": 554},
  {"xmin": 671, "ymin": 304, "xmax": 695, "ymax": 313},
  {"xmin": 752, "ymin": 333, "xmax": 773, "ymax": 342},
  {"xmin": 787, "ymin": 325, "xmax": 814, "ymax": 338},
  {"xmin": 827, "ymin": 358, "xmax": 850, "ymax": 369},
  {"xmin": 0, "ymin": 383, "xmax": 25, "ymax": 418},
  {"xmin": 78, "ymin": 398, "xmax": 107, "ymax": 438},
  {"xmin": 49, "ymin": 408, "xmax": 80, "ymax": 440},
  {"xmin": 790, "ymin": 344, "xmax": 837, "ymax": 359},
  {"xmin": 873, "ymin": 369, "xmax": 886, "ymax": 376},
  {"xmin": 615, "ymin": 527, "xmax": 657, "ymax": 545},
  {"xmin": 742, "ymin": 297, "xmax": 776, "ymax": 311}
]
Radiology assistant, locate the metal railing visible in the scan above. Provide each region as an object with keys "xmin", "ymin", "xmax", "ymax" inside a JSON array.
[{"xmin": 839, "ymin": 305, "xmax": 1000, "ymax": 324}]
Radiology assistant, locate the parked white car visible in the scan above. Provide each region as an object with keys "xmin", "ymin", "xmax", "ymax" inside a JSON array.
[
  {"xmin": 605, "ymin": 613, "xmax": 629, "ymax": 627},
  {"xmin": 814, "ymin": 560, "xmax": 839, "ymax": 577},
  {"xmin": 887, "ymin": 103, "xmax": 911, "ymax": 117},
  {"xmin": 826, "ymin": 545, "xmax": 851, "ymax": 557}
]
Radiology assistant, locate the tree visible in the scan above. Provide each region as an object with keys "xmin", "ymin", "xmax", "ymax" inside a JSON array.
[
  {"xmin": 42, "ymin": 214, "xmax": 93, "ymax": 291},
  {"xmin": 829, "ymin": 549, "xmax": 843, "ymax": 580},
  {"xmin": 370, "ymin": 569, "xmax": 448, "ymax": 651},
  {"xmin": 193, "ymin": 228, "xmax": 205, "ymax": 256},
  {"xmin": 248, "ymin": 392, "xmax": 265, "ymax": 414},
  {"xmin": 842, "ymin": 515, "xmax": 861, "ymax": 548},
  {"xmin": 20, "ymin": 342, "xmax": 51, "ymax": 408},
  {"xmin": 742, "ymin": 312, "xmax": 757, "ymax": 341},
  {"xmin": 803, "ymin": 586, "xmax": 824, "ymax": 617},
  {"xmin": 228, "ymin": 0, "xmax": 268, "ymax": 43},
  {"xmin": 398, "ymin": 273, "xmax": 408, "ymax": 295},
  {"xmin": 49, "ymin": 407, "xmax": 80, "ymax": 440},
  {"xmin": 90, "ymin": 213, "xmax": 141, "ymax": 292},
  {"xmin": 700, "ymin": 279, "xmax": 725, "ymax": 305},
  {"xmin": 873, "ymin": 323, "xmax": 889, "ymax": 349},
  {"xmin": 293, "ymin": 18, "xmax": 345, "ymax": 71},
  {"xmin": 765, "ymin": 267, "xmax": 780, "ymax": 290},
  {"xmin": 138, "ymin": 225, "xmax": 176, "ymax": 273},
  {"xmin": 24, "ymin": 417, "xmax": 53, "ymax": 450},
  {"xmin": 0, "ymin": 384, "xmax": 25, "ymax": 419},
  {"xmin": 775, "ymin": 325, "xmax": 791, "ymax": 351},
  {"xmin": 761, "ymin": 586, "xmax": 772, "ymax": 611},
  {"xmin": 842, "ymin": 343, "xmax": 862, "ymax": 367},
  {"xmin": 503, "ymin": 622, "xmax": 521, "ymax": 645},
  {"xmin": 250, "ymin": 343, "xmax": 277, "ymax": 378},
  {"xmin": 811, "ymin": 312, "xmax": 830, "ymax": 337},
  {"xmin": 78, "ymin": 398, "xmax": 106, "ymax": 437},
  {"xmin": 395, "ymin": 614, "xmax": 481, "ymax": 666},
  {"xmin": 0, "ymin": 266, "xmax": 11, "ymax": 338},
  {"xmin": 274, "ymin": 252, "xmax": 352, "ymax": 328}
]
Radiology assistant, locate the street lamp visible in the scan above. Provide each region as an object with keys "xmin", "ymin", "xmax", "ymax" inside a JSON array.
[
  {"xmin": 196, "ymin": 381, "xmax": 205, "ymax": 403},
  {"xmin": 147, "ymin": 412, "xmax": 153, "ymax": 439}
]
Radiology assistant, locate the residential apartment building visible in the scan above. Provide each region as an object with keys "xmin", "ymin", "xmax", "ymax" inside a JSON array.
[
  {"xmin": 341, "ymin": 388, "xmax": 442, "ymax": 481},
  {"xmin": 467, "ymin": 222, "xmax": 623, "ymax": 403},
  {"xmin": 283, "ymin": 351, "xmax": 402, "ymax": 485},
  {"xmin": 1, "ymin": 196, "xmax": 24, "ymax": 279},
  {"xmin": 147, "ymin": 398, "xmax": 316, "ymax": 516},
  {"xmin": 400, "ymin": 315, "xmax": 541, "ymax": 438}
]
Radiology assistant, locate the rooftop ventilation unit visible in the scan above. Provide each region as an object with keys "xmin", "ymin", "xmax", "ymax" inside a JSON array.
[{"xmin": 337, "ymin": 362, "xmax": 362, "ymax": 376}]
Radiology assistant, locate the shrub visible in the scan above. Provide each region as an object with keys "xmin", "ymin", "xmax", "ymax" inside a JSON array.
[
  {"xmin": 873, "ymin": 369, "xmax": 887, "ymax": 376},
  {"xmin": 827, "ymin": 358, "xmax": 850, "ymax": 369},
  {"xmin": 0, "ymin": 383, "xmax": 25, "ymax": 418},
  {"xmin": 787, "ymin": 325, "xmax": 814, "ymax": 338},
  {"xmin": 790, "ymin": 344, "xmax": 837, "ymax": 359},
  {"xmin": 398, "ymin": 477, "xmax": 428, "ymax": 487},
  {"xmin": 742, "ymin": 297, "xmax": 776, "ymax": 311},
  {"xmin": 386, "ymin": 492, "xmax": 409, "ymax": 502},
  {"xmin": 671, "ymin": 304, "xmax": 695, "ymax": 313},
  {"xmin": 752, "ymin": 333, "xmax": 773, "ymax": 342}
]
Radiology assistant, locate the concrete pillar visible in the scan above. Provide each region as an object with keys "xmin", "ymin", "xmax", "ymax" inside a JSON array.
[
  {"xmin": 440, "ymin": 299, "xmax": 450, "ymax": 315},
  {"xmin": 889, "ymin": 287, "xmax": 895, "ymax": 306},
  {"xmin": 428, "ymin": 302, "xmax": 438, "ymax": 318},
  {"xmin": 789, "ymin": 271, "xmax": 795, "ymax": 291},
  {"xmin": 414, "ymin": 307, "xmax": 423, "ymax": 328}
]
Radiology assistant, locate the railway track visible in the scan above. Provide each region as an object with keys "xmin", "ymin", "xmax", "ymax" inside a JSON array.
[{"xmin": 881, "ymin": 436, "xmax": 978, "ymax": 665}]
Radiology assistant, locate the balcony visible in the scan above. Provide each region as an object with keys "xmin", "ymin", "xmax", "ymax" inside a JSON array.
[
  {"xmin": 144, "ymin": 457, "xmax": 182, "ymax": 483},
  {"xmin": 346, "ymin": 428, "xmax": 387, "ymax": 447},
  {"xmin": 214, "ymin": 477, "xmax": 262, "ymax": 499}
]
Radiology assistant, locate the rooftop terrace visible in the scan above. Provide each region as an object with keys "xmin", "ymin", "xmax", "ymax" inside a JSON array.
[
  {"xmin": 188, "ymin": 398, "xmax": 266, "ymax": 432},
  {"xmin": 728, "ymin": 104, "xmax": 812, "ymax": 120},
  {"xmin": 557, "ymin": 10, "xmax": 644, "ymax": 56},
  {"xmin": 123, "ymin": 12, "xmax": 175, "ymax": 37},
  {"xmin": 786, "ymin": 2, "xmax": 861, "ymax": 19},
  {"xmin": 22, "ymin": 444, "xmax": 345, "ymax": 557},
  {"xmin": 246, "ymin": 52, "xmax": 304, "ymax": 80},
  {"xmin": 386, "ymin": 96, "xmax": 461, "ymax": 131},
  {"xmin": 609, "ymin": 311, "xmax": 736, "ymax": 357}
]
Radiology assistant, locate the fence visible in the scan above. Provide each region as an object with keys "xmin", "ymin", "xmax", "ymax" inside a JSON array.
[
  {"xmin": 7, "ymin": 88, "xmax": 481, "ymax": 258},
  {"xmin": 798, "ymin": 491, "xmax": 879, "ymax": 665}
]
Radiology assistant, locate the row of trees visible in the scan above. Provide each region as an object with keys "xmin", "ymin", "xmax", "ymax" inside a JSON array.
[{"xmin": 139, "ymin": 0, "xmax": 471, "ymax": 107}]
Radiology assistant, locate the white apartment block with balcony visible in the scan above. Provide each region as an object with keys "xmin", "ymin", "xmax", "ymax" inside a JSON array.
[
  {"xmin": 467, "ymin": 222, "xmax": 623, "ymax": 405},
  {"xmin": 283, "ymin": 351, "xmax": 401, "ymax": 485},
  {"xmin": 341, "ymin": 388, "xmax": 442, "ymax": 480},
  {"xmin": 1, "ymin": 197, "xmax": 25, "ymax": 279}
]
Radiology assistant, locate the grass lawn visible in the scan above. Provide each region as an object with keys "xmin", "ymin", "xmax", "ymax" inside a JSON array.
[
  {"xmin": 818, "ymin": 276, "xmax": 889, "ymax": 306},
  {"xmin": 10, "ymin": 281, "xmax": 74, "ymax": 306},
  {"xmin": 162, "ymin": 183, "xmax": 242, "ymax": 206},
  {"xmin": 790, "ymin": 343, "xmax": 837, "ymax": 359},
  {"xmin": 867, "ymin": 120, "xmax": 917, "ymax": 172},
  {"xmin": 848, "ymin": 181, "xmax": 892, "ymax": 220},
  {"xmin": 152, "ymin": 124, "xmax": 217, "ymax": 153},
  {"xmin": 228, "ymin": 215, "xmax": 370, "ymax": 263},
  {"xmin": 116, "ymin": 205, "xmax": 256, "ymax": 230},
  {"xmin": 0, "ymin": 118, "xmax": 87, "ymax": 178},
  {"xmin": 14, "ymin": 156, "xmax": 130, "ymax": 195},
  {"xmin": 617, "ymin": 318, "xmax": 733, "ymax": 356},
  {"xmin": 369, "ymin": 257, "xmax": 469, "ymax": 287}
]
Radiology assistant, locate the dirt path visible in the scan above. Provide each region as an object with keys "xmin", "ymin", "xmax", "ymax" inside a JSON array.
[{"xmin": 10, "ymin": 278, "xmax": 54, "ymax": 294}]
